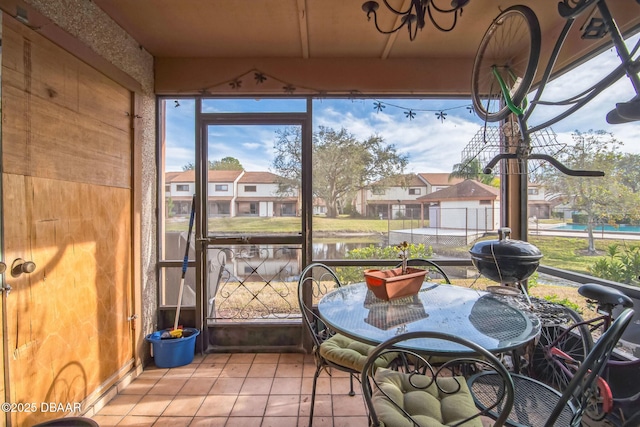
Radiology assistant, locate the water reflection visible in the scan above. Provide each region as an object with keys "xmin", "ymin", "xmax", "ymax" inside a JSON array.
[{"xmin": 312, "ymin": 240, "xmax": 382, "ymax": 258}]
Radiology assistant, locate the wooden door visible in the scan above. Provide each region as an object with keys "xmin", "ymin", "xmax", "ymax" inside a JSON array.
[{"xmin": 0, "ymin": 14, "xmax": 134, "ymax": 426}]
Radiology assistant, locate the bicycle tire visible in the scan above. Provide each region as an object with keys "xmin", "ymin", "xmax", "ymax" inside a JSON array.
[
  {"xmin": 471, "ymin": 5, "xmax": 541, "ymax": 122},
  {"xmin": 530, "ymin": 306, "xmax": 594, "ymax": 392}
]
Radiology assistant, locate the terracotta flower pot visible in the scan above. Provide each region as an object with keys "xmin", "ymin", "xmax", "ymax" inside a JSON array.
[{"xmin": 364, "ymin": 267, "xmax": 427, "ymax": 300}]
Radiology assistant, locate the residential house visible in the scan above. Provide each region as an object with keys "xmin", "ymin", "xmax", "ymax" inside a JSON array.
[
  {"xmin": 237, "ymin": 171, "xmax": 298, "ymax": 217},
  {"xmin": 527, "ymin": 182, "xmax": 555, "ymax": 219},
  {"xmin": 356, "ymin": 173, "xmax": 464, "ymax": 219},
  {"xmin": 166, "ymin": 170, "xmax": 298, "ymax": 218},
  {"xmin": 417, "ymin": 179, "xmax": 500, "ymax": 231}
]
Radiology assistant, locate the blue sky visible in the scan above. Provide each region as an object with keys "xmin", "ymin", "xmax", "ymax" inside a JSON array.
[{"xmin": 164, "ymin": 34, "xmax": 640, "ymax": 175}]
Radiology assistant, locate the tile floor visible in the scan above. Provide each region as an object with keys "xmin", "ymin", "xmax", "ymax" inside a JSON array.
[{"xmin": 90, "ymin": 352, "xmax": 368, "ymax": 427}]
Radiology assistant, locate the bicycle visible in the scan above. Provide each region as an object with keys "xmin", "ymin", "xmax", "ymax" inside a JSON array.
[
  {"xmin": 470, "ymin": 0, "xmax": 640, "ymax": 176},
  {"xmin": 530, "ymin": 282, "xmax": 640, "ymax": 426}
]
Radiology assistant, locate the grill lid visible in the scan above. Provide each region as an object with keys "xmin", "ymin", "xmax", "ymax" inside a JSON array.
[{"xmin": 469, "ymin": 228, "xmax": 542, "ymax": 261}]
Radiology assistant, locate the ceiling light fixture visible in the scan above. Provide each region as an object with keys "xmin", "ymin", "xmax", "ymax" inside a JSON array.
[{"xmin": 362, "ymin": 0, "xmax": 470, "ymax": 41}]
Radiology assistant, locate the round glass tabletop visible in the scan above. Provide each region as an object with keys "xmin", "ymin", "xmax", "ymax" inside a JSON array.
[{"xmin": 317, "ymin": 282, "xmax": 541, "ymax": 356}]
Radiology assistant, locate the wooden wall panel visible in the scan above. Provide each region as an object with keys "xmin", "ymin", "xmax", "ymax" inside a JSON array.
[
  {"xmin": 1, "ymin": 13, "xmax": 134, "ymax": 425},
  {"xmin": 3, "ymin": 174, "xmax": 132, "ymax": 426},
  {"xmin": 1, "ymin": 17, "xmax": 131, "ymax": 188}
]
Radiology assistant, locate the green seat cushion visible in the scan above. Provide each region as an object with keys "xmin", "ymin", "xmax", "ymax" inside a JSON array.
[
  {"xmin": 319, "ymin": 334, "xmax": 396, "ymax": 371},
  {"xmin": 372, "ymin": 368, "xmax": 482, "ymax": 427}
]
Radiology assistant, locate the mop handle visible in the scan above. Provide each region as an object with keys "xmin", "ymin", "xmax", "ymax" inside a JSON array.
[{"xmin": 174, "ymin": 194, "xmax": 196, "ymax": 331}]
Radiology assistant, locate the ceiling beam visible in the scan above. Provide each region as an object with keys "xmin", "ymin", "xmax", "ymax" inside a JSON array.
[
  {"xmin": 381, "ymin": 0, "xmax": 412, "ymax": 59},
  {"xmin": 297, "ymin": 0, "xmax": 310, "ymax": 59}
]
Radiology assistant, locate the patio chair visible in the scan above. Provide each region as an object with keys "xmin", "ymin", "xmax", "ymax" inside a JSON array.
[
  {"xmin": 298, "ymin": 262, "xmax": 397, "ymax": 427},
  {"xmin": 361, "ymin": 330, "xmax": 515, "ymax": 427},
  {"xmin": 467, "ymin": 307, "xmax": 635, "ymax": 427},
  {"xmin": 398, "ymin": 258, "xmax": 452, "ymax": 284}
]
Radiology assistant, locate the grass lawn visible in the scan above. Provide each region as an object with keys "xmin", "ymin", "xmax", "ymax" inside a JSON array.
[{"xmin": 167, "ymin": 214, "xmax": 639, "ymax": 279}]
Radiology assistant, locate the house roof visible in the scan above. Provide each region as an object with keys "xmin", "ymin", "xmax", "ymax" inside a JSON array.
[
  {"xmin": 166, "ymin": 170, "xmax": 244, "ymax": 182},
  {"xmin": 418, "ymin": 173, "xmax": 464, "ymax": 186},
  {"xmin": 417, "ymin": 179, "xmax": 499, "ymax": 202},
  {"xmin": 238, "ymin": 171, "xmax": 280, "ymax": 183}
]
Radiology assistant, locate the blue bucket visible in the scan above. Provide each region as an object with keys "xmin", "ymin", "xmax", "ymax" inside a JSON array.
[{"xmin": 145, "ymin": 328, "xmax": 200, "ymax": 368}]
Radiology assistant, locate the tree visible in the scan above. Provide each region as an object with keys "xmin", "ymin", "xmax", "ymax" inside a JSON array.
[
  {"xmin": 272, "ymin": 126, "xmax": 408, "ymax": 218},
  {"xmin": 211, "ymin": 157, "xmax": 243, "ymax": 170},
  {"xmin": 182, "ymin": 157, "xmax": 243, "ymax": 171},
  {"xmin": 449, "ymin": 157, "xmax": 497, "ymax": 185},
  {"xmin": 540, "ymin": 130, "xmax": 640, "ymax": 254}
]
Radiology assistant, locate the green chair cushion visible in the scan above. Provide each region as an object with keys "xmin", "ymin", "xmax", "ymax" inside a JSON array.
[
  {"xmin": 372, "ymin": 368, "xmax": 483, "ymax": 427},
  {"xmin": 319, "ymin": 334, "xmax": 396, "ymax": 371}
]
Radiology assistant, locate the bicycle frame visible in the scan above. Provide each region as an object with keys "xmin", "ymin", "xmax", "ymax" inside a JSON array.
[{"xmin": 542, "ymin": 310, "xmax": 640, "ymax": 425}]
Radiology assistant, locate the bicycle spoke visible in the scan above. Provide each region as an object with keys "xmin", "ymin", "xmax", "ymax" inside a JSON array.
[
  {"xmin": 530, "ymin": 307, "xmax": 593, "ymax": 392},
  {"xmin": 471, "ymin": 5, "xmax": 540, "ymax": 122}
]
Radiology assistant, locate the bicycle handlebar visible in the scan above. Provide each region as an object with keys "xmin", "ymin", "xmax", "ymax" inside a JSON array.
[{"xmin": 483, "ymin": 153, "xmax": 605, "ymax": 176}]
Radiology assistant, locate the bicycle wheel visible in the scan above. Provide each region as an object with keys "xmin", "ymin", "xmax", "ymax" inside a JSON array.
[
  {"xmin": 471, "ymin": 5, "xmax": 541, "ymax": 122},
  {"xmin": 530, "ymin": 306, "xmax": 594, "ymax": 392}
]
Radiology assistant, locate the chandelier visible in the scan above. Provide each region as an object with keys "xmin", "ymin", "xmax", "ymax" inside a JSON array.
[{"xmin": 362, "ymin": 0, "xmax": 470, "ymax": 41}]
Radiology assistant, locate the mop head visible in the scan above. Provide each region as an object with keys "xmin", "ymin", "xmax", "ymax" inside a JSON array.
[{"xmin": 160, "ymin": 328, "xmax": 183, "ymax": 339}]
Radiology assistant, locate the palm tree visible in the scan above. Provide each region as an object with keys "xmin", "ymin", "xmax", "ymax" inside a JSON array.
[{"xmin": 449, "ymin": 157, "xmax": 495, "ymax": 185}]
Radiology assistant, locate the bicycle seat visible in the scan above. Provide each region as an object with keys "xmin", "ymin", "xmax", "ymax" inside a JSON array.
[
  {"xmin": 578, "ymin": 283, "xmax": 634, "ymax": 308},
  {"xmin": 607, "ymin": 100, "xmax": 640, "ymax": 124}
]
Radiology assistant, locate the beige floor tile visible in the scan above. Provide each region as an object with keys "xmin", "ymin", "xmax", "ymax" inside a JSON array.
[
  {"xmin": 271, "ymin": 377, "xmax": 302, "ymax": 395},
  {"xmin": 210, "ymin": 377, "xmax": 245, "ymax": 394},
  {"xmin": 88, "ymin": 414, "xmax": 122, "ymax": 426},
  {"xmin": 261, "ymin": 416, "xmax": 299, "ymax": 427},
  {"xmin": 149, "ymin": 377, "xmax": 189, "ymax": 395},
  {"xmin": 279, "ymin": 353, "xmax": 305, "ymax": 364},
  {"xmin": 189, "ymin": 416, "xmax": 228, "ymax": 426},
  {"xmin": 247, "ymin": 362, "xmax": 277, "ymax": 378},
  {"xmin": 191, "ymin": 353, "xmax": 207, "ymax": 364},
  {"xmin": 333, "ymin": 416, "xmax": 369, "ymax": 427},
  {"xmin": 330, "ymin": 377, "xmax": 359, "ymax": 396},
  {"xmin": 204, "ymin": 353, "xmax": 231, "ymax": 363},
  {"xmin": 139, "ymin": 367, "xmax": 169, "ymax": 378},
  {"xmin": 275, "ymin": 363, "xmax": 303, "ymax": 378},
  {"xmin": 264, "ymin": 395, "xmax": 300, "ymax": 417},
  {"xmin": 95, "ymin": 394, "xmax": 142, "ymax": 416},
  {"xmin": 219, "ymin": 363, "xmax": 252, "ymax": 378},
  {"xmin": 299, "ymin": 393, "xmax": 332, "ymax": 417},
  {"xmin": 253, "ymin": 353, "xmax": 281, "ymax": 363},
  {"xmin": 230, "ymin": 395, "xmax": 268, "ymax": 417},
  {"xmin": 193, "ymin": 362, "xmax": 224, "ymax": 378},
  {"xmin": 229, "ymin": 353, "xmax": 257, "ymax": 364},
  {"xmin": 116, "ymin": 415, "xmax": 158, "ymax": 426},
  {"xmin": 225, "ymin": 416, "xmax": 263, "ymax": 427},
  {"xmin": 300, "ymin": 416, "xmax": 332, "ymax": 427},
  {"xmin": 239, "ymin": 377, "xmax": 273, "ymax": 395},
  {"xmin": 332, "ymin": 394, "xmax": 367, "ymax": 416},
  {"xmin": 152, "ymin": 416, "xmax": 194, "ymax": 427},
  {"xmin": 194, "ymin": 395, "xmax": 237, "ymax": 417},
  {"xmin": 301, "ymin": 376, "xmax": 331, "ymax": 395},
  {"xmin": 165, "ymin": 366, "xmax": 197, "ymax": 377},
  {"xmin": 302, "ymin": 363, "xmax": 319, "ymax": 378},
  {"xmin": 129, "ymin": 394, "xmax": 173, "ymax": 416},
  {"xmin": 119, "ymin": 377, "xmax": 159, "ymax": 395},
  {"xmin": 163, "ymin": 395, "xmax": 206, "ymax": 417},
  {"xmin": 179, "ymin": 376, "xmax": 217, "ymax": 395}
]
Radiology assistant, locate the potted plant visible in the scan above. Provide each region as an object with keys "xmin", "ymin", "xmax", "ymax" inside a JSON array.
[{"xmin": 364, "ymin": 241, "xmax": 427, "ymax": 300}]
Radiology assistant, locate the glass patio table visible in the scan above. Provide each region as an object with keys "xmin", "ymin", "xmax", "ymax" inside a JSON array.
[{"xmin": 317, "ymin": 282, "xmax": 541, "ymax": 356}]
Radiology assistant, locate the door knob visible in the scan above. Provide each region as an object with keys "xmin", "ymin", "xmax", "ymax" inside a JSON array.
[
  {"xmin": 0, "ymin": 262, "xmax": 6, "ymax": 275},
  {"xmin": 11, "ymin": 258, "xmax": 36, "ymax": 278}
]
